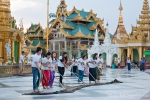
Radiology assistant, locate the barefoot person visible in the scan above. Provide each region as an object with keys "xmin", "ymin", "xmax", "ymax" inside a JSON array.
[
  {"xmin": 31, "ymin": 47, "xmax": 42, "ymax": 93},
  {"xmin": 89, "ymin": 53, "xmax": 98, "ymax": 84},
  {"xmin": 19, "ymin": 51, "xmax": 25, "ymax": 75},
  {"xmin": 71, "ymin": 55, "xmax": 78, "ymax": 76},
  {"xmin": 58, "ymin": 52, "xmax": 68, "ymax": 86},
  {"xmin": 78, "ymin": 55, "xmax": 88, "ymax": 84},
  {"xmin": 41, "ymin": 52, "xmax": 52, "ymax": 89},
  {"xmin": 49, "ymin": 52, "xmax": 57, "ymax": 88},
  {"xmin": 97, "ymin": 54, "xmax": 103, "ymax": 82}
]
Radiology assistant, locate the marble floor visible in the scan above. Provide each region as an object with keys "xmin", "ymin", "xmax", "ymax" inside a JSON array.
[{"xmin": 0, "ymin": 68, "xmax": 150, "ymax": 100}]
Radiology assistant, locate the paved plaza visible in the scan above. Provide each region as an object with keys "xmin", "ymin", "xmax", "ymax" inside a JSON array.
[{"xmin": 0, "ymin": 68, "xmax": 150, "ymax": 100}]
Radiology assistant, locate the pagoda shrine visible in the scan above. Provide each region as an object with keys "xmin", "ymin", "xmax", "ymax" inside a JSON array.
[
  {"xmin": 88, "ymin": 23, "xmax": 119, "ymax": 66},
  {"xmin": 0, "ymin": 0, "xmax": 24, "ymax": 64},
  {"xmin": 115, "ymin": 0, "xmax": 150, "ymax": 67},
  {"xmin": 43, "ymin": 0, "xmax": 106, "ymax": 59},
  {"xmin": 25, "ymin": 23, "xmax": 46, "ymax": 54}
]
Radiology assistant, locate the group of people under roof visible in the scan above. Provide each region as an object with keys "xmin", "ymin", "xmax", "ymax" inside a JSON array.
[{"xmin": 20, "ymin": 47, "xmax": 106, "ymax": 93}]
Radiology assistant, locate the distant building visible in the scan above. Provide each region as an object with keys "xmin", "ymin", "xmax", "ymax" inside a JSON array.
[{"xmin": 43, "ymin": 0, "xmax": 106, "ymax": 59}]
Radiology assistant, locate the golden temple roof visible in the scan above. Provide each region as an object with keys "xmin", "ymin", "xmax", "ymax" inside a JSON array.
[{"xmin": 113, "ymin": 0, "xmax": 128, "ymax": 41}]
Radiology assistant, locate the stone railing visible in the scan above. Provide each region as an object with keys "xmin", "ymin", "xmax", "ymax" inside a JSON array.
[{"xmin": 0, "ymin": 65, "xmax": 31, "ymax": 77}]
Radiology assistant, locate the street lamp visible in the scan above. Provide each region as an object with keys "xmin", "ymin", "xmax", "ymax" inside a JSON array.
[{"xmin": 46, "ymin": 0, "xmax": 49, "ymax": 52}]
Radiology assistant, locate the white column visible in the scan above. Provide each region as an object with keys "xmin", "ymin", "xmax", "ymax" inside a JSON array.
[{"xmin": 53, "ymin": 42, "xmax": 55, "ymax": 51}]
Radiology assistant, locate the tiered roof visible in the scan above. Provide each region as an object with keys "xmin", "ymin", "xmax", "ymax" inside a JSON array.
[
  {"xmin": 44, "ymin": 0, "xmax": 106, "ymax": 40},
  {"xmin": 129, "ymin": 0, "xmax": 149, "ymax": 42},
  {"xmin": 25, "ymin": 23, "xmax": 46, "ymax": 48}
]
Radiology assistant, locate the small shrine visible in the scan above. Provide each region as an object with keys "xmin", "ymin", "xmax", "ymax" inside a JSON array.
[
  {"xmin": 0, "ymin": 0, "xmax": 25, "ymax": 64},
  {"xmin": 88, "ymin": 23, "xmax": 119, "ymax": 66}
]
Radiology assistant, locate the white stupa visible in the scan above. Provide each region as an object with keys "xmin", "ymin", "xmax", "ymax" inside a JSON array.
[{"xmin": 88, "ymin": 23, "xmax": 119, "ymax": 66}]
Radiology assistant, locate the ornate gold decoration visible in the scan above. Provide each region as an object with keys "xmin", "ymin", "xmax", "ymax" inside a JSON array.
[{"xmin": 112, "ymin": 1, "xmax": 128, "ymax": 43}]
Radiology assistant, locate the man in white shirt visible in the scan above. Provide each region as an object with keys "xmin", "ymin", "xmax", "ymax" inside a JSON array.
[
  {"xmin": 19, "ymin": 51, "xmax": 25, "ymax": 75},
  {"xmin": 31, "ymin": 47, "xmax": 42, "ymax": 93}
]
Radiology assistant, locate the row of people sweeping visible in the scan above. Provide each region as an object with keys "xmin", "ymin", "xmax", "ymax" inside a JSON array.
[
  {"xmin": 31, "ymin": 47, "xmax": 105, "ymax": 93},
  {"xmin": 71, "ymin": 53, "xmax": 105, "ymax": 84}
]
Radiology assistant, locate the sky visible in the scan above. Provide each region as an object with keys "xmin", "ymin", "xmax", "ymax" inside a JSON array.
[{"xmin": 10, "ymin": 0, "xmax": 144, "ymax": 34}]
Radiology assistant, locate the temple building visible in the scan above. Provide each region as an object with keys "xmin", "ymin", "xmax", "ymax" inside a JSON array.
[
  {"xmin": 0, "ymin": 0, "xmax": 24, "ymax": 64},
  {"xmin": 43, "ymin": 0, "xmax": 106, "ymax": 59},
  {"xmin": 25, "ymin": 23, "xmax": 46, "ymax": 54},
  {"xmin": 115, "ymin": 0, "xmax": 150, "ymax": 66}
]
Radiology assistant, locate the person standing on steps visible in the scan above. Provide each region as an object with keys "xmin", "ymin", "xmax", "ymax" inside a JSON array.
[
  {"xmin": 58, "ymin": 52, "xmax": 68, "ymax": 87},
  {"xmin": 31, "ymin": 47, "xmax": 42, "ymax": 93},
  {"xmin": 127, "ymin": 57, "xmax": 131, "ymax": 71}
]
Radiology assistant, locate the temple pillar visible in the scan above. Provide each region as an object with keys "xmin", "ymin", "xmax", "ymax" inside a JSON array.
[
  {"xmin": 77, "ymin": 41, "xmax": 81, "ymax": 58},
  {"xmin": 58, "ymin": 42, "xmax": 60, "ymax": 57},
  {"xmin": 127, "ymin": 47, "xmax": 131, "ymax": 58},
  {"xmin": 119, "ymin": 47, "xmax": 122, "ymax": 61},
  {"xmin": 143, "ymin": 47, "xmax": 147, "ymax": 57},
  {"xmin": 0, "ymin": 39, "xmax": 3, "ymax": 65},
  {"xmin": 131, "ymin": 49, "xmax": 134, "ymax": 62},
  {"xmin": 64, "ymin": 41, "xmax": 67, "ymax": 51},
  {"xmin": 11, "ymin": 39, "xmax": 15, "ymax": 64},
  {"xmin": 138, "ymin": 46, "xmax": 142, "ymax": 61},
  {"xmin": 19, "ymin": 42, "xmax": 22, "ymax": 59},
  {"xmin": 69, "ymin": 42, "xmax": 72, "ymax": 60},
  {"xmin": 53, "ymin": 42, "xmax": 55, "ymax": 51},
  {"xmin": 11, "ymin": 39, "xmax": 14, "ymax": 58}
]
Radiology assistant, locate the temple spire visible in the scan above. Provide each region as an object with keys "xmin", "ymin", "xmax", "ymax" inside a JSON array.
[
  {"xmin": 104, "ymin": 22, "xmax": 111, "ymax": 45},
  {"xmin": 93, "ymin": 29, "xmax": 99, "ymax": 45},
  {"xmin": 118, "ymin": 0, "xmax": 123, "ymax": 25},
  {"xmin": 56, "ymin": 0, "xmax": 68, "ymax": 21}
]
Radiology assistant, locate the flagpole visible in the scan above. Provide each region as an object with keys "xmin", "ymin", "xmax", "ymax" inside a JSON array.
[{"xmin": 46, "ymin": 0, "xmax": 49, "ymax": 52}]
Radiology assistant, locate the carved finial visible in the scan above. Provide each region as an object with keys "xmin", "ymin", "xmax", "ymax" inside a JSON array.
[
  {"xmin": 119, "ymin": 0, "xmax": 123, "ymax": 11},
  {"xmin": 106, "ymin": 22, "xmax": 109, "ymax": 26}
]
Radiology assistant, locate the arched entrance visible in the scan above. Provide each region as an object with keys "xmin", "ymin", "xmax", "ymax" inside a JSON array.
[
  {"xmin": 102, "ymin": 52, "xmax": 106, "ymax": 61},
  {"xmin": 122, "ymin": 49, "xmax": 127, "ymax": 62},
  {"xmin": 14, "ymin": 34, "xmax": 22, "ymax": 63},
  {"xmin": 133, "ymin": 49, "xmax": 139, "ymax": 62},
  {"xmin": 112, "ymin": 54, "xmax": 118, "ymax": 61}
]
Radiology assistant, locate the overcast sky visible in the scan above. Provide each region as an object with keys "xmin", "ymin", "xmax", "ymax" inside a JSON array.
[{"xmin": 10, "ymin": 0, "xmax": 144, "ymax": 34}]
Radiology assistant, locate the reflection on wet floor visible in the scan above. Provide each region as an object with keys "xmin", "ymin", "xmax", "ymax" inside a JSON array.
[{"xmin": 0, "ymin": 69, "xmax": 150, "ymax": 100}]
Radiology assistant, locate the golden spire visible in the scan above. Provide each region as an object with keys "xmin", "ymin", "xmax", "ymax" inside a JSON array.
[
  {"xmin": 118, "ymin": 0, "xmax": 123, "ymax": 25},
  {"xmin": 112, "ymin": 0, "xmax": 128, "ymax": 41}
]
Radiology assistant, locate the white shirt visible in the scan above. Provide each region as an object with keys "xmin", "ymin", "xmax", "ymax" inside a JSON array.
[
  {"xmin": 89, "ymin": 58, "xmax": 98, "ymax": 68},
  {"xmin": 98, "ymin": 58, "xmax": 103, "ymax": 68},
  {"xmin": 51, "ymin": 58, "xmax": 57, "ymax": 71},
  {"xmin": 78, "ymin": 58, "xmax": 88, "ymax": 71},
  {"xmin": 118, "ymin": 59, "xmax": 120, "ymax": 63},
  {"xmin": 42, "ymin": 57, "xmax": 52, "ymax": 70},
  {"xmin": 31, "ymin": 54, "xmax": 41, "ymax": 68},
  {"xmin": 58, "ymin": 56, "xmax": 65, "ymax": 67},
  {"xmin": 127, "ymin": 59, "xmax": 131, "ymax": 63},
  {"xmin": 19, "ymin": 55, "xmax": 24, "ymax": 63},
  {"xmin": 98, "ymin": 58, "xmax": 103, "ymax": 63},
  {"xmin": 72, "ymin": 59, "xmax": 78, "ymax": 66}
]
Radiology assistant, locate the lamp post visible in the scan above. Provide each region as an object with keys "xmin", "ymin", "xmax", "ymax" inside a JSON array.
[{"xmin": 46, "ymin": 0, "xmax": 49, "ymax": 52}]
